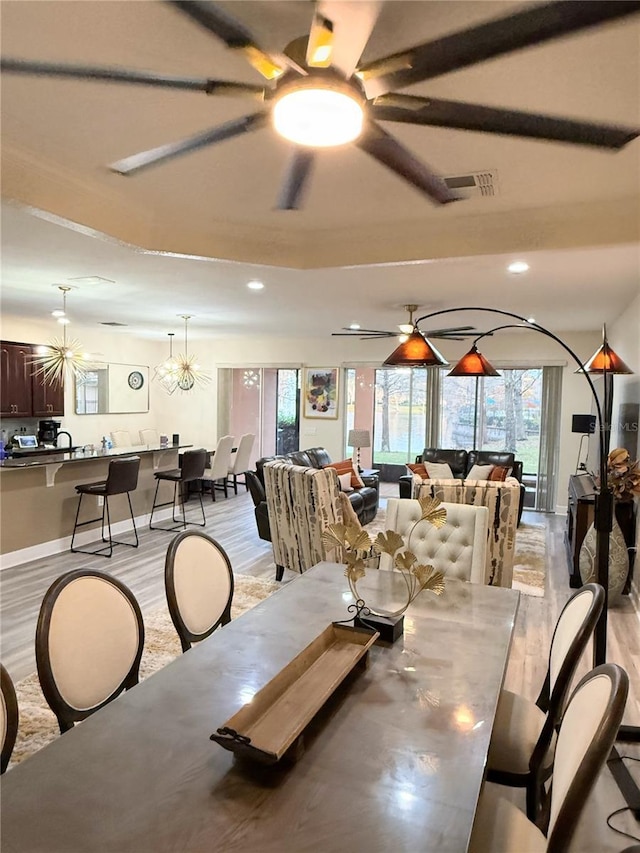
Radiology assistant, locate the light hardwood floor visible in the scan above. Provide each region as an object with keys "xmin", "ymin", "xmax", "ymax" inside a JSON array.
[{"xmin": 1, "ymin": 484, "xmax": 639, "ymax": 850}]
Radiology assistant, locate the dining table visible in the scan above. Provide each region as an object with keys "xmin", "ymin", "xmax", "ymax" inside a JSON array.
[{"xmin": 0, "ymin": 562, "xmax": 519, "ymax": 852}]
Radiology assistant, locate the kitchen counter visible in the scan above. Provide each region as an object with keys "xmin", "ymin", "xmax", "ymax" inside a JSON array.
[
  {"xmin": 0, "ymin": 443, "xmax": 192, "ymax": 469},
  {"xmin": 0, "ymin": 444, "xmax": 195, "ymax": 564}
]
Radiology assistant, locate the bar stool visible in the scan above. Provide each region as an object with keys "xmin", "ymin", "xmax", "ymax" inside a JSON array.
[
  {"xmin": 149, "ymin": 448, "xmax": 207, "ymax": 531},
  {"xmin": 70, "ymin": 456, "xmax": 141, "ymax": 557}
]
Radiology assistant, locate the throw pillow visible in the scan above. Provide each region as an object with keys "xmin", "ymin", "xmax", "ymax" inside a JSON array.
[
  {"xmin": 407, "ymin": 462, "xmax": 430, "ymax": 479},
  {"xmin": 324, "ymin": 460, "xmax": 365, "ymax": 489},
  {"xmin": 337, "ymin": 491, "xmax": 362, "ymax": 529},
  {"xmin": 424, "ymin": 461, "xmax": 454, "ymax": 480},
  {"xmin": 489, "ymin": 465, "xmax": 511, "ymax": 482},
  {"xmin": 338, "ymin": 472, "xmax": 354, "ymax": 493},
  {"xmin": 466, "ymin": 464, "xmax": 495, "ymax": 481}
]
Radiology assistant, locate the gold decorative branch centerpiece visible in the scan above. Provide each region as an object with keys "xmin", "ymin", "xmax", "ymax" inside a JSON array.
[{"xmin": 323, "ymin": 496, "xmax": 447, "ymax": 642}]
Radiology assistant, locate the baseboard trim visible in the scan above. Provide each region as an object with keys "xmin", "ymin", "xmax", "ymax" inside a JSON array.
[{"xmin": 0, "ymin": 508, "xmax": 174, "ymax": 571}]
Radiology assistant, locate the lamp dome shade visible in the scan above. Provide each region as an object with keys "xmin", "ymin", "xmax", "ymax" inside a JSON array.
[
  {"xmin": 383, "ymin": 331, "xmax": 449, "ymax": 367},
  {"xmin": 448, "ymin": 345, "xmax": 501, "ymax": 377}
]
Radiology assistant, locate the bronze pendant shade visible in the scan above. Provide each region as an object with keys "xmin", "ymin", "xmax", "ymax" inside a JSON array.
[
  {"xmin": 447, "ymin": 345, "xmax": 501, "ymax": 377},
  {"xmin": 383, "ymin": 330, "xmax": 449, "ymax": 367},
  {"xmin": 581, "ymin": 340, "xmax": 633, "ymax": 375}
]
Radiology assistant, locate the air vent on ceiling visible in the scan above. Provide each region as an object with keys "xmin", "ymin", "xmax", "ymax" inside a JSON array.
[
  {"xmin": 100, "ymin": 321, "xmax": 128, "ymax": 327},
  {"xmin": 444, "ymin": 169, "xmax": 498, "ymax": 197}
]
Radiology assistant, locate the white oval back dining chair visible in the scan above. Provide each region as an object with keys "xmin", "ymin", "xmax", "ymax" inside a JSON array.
[
  {"xmin": 470, "ymin": 663, "xmax": 628, "ymax": 853},
  {"xmin": 164, "ymin": 531, "xmax": 234, "ymax": 652},
  {"xmin": 36, "ymin": 569, "xmax": 145, "ymax": 733},
  {"xmin": 486, "ymin": 582, "xmax": 605, "ymax": 817},
  {"xmin": 1, "ymin": 663, "xmax": 19, "ymax": 774}
]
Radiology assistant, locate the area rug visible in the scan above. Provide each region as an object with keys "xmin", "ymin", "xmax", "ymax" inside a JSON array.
[
  {"xmin": 9, "ymin": 574, "xmax": 280, "ymax": 769},
  {"xmin": 512, "ymin": 523, "xmax": 547, "ymax": 598}
]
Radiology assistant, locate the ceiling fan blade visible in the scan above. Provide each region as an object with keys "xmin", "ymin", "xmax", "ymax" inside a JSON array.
[
  {"xmin": 0, "ymin": 58, "xmax": 267, "ymax": 98},
  {"xmin": 357, "ymin": 123, "xmax": 460, "ymax": 205},
  {"xmin": 168, "ymin": 0, "xmax": 303, "ymax": 80},
  {"xmin": 276, "ymin": 150, "xmax": 316, "ymax": 210},
  {"xmin": 110, "ymin": 112, "xmax": 268, "ymax": 176},
  {"xmin": 372, "ymin": 94, "xmax": 639, "ymax": 150},
  {"xmin": 309, "ymin": 1, "xmax": 383, "ymax": 77},
  {"xmin": 358, "ymin": 1, "xmax": 640, "ymax": 97},
  {"xmin": 425, "ymin": 326, "xmax": 477, "ymax": 335}
]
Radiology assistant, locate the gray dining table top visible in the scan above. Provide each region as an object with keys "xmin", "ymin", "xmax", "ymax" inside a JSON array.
[{"xmin": 0, "ymin": 563, "xmax": 519, "ymax": 853}]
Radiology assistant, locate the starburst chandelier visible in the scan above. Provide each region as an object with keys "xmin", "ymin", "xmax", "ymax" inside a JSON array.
[
  {"xmin": 31, "ymin": 285, "xmax": 87, "ymax": 386},
  {"xmin": 154, "ymin": 316, "xmax": 210, "ymax": 395}
]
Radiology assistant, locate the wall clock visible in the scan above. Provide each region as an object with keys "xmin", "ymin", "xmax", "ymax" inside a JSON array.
[{"xmin": 128, "ymin": 370, "xmax": 144, "ymax": 390}]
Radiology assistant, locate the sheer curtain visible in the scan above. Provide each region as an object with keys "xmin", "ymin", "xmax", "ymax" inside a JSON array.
[{"xmin": 536, "ymin": 366, "xmax": 563, "ymax": 512}]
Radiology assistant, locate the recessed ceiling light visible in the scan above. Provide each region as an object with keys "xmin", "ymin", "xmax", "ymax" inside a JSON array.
[
  {"xmin": 507, "ymin": 261, "xmax": 529, "ymax": 274},
  {"xmin": 247, "ymin": 280, "xmax": 264, "ymax": 290},
  {"xmin": 349, "ymin": 323, "xmax": 361, "ymax": 330}
]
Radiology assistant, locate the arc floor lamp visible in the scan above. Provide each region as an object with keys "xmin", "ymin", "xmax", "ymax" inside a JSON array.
[{"xmin": 383, "ymin": 305, "xmax": 639, "ymax": 811}]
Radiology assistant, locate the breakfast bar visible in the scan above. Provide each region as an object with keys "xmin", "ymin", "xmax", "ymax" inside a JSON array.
[{"xmin": 0, "ymin": 445, "xmax": 190, "ymax": 563}]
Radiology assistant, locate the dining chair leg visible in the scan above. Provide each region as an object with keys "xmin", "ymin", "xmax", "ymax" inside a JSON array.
[{"xmin": 232, "ymin": 474, "xmax": 238, "ymax": 495}]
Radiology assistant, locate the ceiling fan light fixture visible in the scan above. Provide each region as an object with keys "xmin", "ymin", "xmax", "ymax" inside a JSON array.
[{"xmin": 273, "ymin": 79, "xmax": 364, "ymax": 147}]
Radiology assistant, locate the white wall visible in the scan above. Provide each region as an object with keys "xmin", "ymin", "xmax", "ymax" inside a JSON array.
[{"xmin": 0, "ymin": 312, "xmax": 605, "ymax": 507}]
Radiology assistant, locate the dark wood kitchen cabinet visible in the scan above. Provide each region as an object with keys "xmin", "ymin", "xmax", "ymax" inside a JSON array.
[
  {"xmin": 32, "ymin": 361, "xmax": 65, "ymax": 417},
  {"xmin": 0, "ymin": 341, "xmax": 33, "ymax": 417},
  {"xmin": 0, "ymin": 340, "xmax": 65, "ymax": 418}
]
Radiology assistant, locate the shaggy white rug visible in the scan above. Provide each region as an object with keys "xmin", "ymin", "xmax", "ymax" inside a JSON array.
[{"xmin": 9, "ymin": 574, "xmax": 280, "ymax": 769}]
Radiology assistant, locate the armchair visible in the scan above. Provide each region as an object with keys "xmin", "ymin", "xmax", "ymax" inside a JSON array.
[{"xmin": 382, "ymin": 499, "xmax": 490, "ymax": 584}]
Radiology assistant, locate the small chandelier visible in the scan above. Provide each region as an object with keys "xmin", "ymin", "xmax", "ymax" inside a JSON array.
[
  {"xmin": 173, "ymin": 315, "xmax": 210, "ymax": 393},
  {"xmin": 153, "ymin": 332, "xmax": 180, "ymax": 394},
  {"xmin": 31, "ymin": 285, "xmax": 86, "ymax": 386}
]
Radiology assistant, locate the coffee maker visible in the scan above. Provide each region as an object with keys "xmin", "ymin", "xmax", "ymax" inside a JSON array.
[{"xmin": 38, "ymin": 419, "xmax": 61, "ymax": 446}]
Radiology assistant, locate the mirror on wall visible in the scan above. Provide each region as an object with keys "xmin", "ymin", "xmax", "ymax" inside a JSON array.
[{"xmin": 75, "ymin": 362, "xmax": 150, "ymax": 414}]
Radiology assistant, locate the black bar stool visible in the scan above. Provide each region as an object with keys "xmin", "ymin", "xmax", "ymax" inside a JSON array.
[
  {"xmin": 149, "ymin": 448, "xmax": 207, "ymax": 531},
  {"xmin": 70, "ymin": 456, "xmax": 141, "ymax": 557}
]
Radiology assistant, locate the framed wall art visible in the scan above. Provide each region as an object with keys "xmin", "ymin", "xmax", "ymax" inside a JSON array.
[{"xmin": 303, "ymin": 368, "xmax": 339, "ymax": 419}]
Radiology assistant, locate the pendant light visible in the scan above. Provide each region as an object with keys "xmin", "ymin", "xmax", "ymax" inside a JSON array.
[
  {"xmin": 447, "ymin": 344, "xmax": 501, "ymax": 377},
  {"xmin": 31, "ymin": 285, "xmax": 86, "ymax": 385},
  {"xmin": 173, "ymin": 315, "xmax": 210, "ymax": 392},
  {"xmin": 153, "ymin": 332, "xmax": 179, "ymax": 395}
]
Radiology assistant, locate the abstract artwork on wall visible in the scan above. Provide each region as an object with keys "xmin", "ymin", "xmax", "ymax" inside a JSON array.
[{"xmin": 303, "ymin": 368, "xmax": 339, "ymax": 419}]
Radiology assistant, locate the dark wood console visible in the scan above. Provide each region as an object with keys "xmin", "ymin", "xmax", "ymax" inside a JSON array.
[
  {"xmin": 565, "ymin": 473, "xmax": 636, "ymax": 591},
  {"xmin": 565, "ymin": 474, "xmax": 596, "ymax": 588}
]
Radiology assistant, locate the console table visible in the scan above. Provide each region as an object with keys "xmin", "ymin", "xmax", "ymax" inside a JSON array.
[{"xmin": 565, "ymin": 474, "xmax": 636, "ymax": 591}]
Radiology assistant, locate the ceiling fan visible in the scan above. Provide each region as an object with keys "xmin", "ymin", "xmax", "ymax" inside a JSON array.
[
  {"xmin": 2, "ymin": 0, "xmax": 639, "ymax": 211},
  {"xmin": 332, "ymin": 304, "xmax": 483, "ymax": 342}
]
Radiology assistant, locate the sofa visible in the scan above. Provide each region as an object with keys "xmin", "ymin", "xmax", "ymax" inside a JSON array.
[
  {"xmin": 247, "ymin": 446, "xmax": 380, "ymax": 543},
  {"xmin": 398, "ymin": 448, "xmax": 526, "ymax": 525}
]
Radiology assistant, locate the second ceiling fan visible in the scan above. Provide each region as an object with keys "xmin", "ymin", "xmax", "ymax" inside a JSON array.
[
  {"xmin": 2, "ymin": 0, "xmax": 639, "ymax": 210},
  {"xmin": 332, "ymin": 304, "xmax": 482, "ymax": 342}
]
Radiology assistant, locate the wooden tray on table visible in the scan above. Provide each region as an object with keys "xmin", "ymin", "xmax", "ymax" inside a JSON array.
[{"xmin": 210, "ymin": 623, "xmax": 378, "ymax": 765}]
